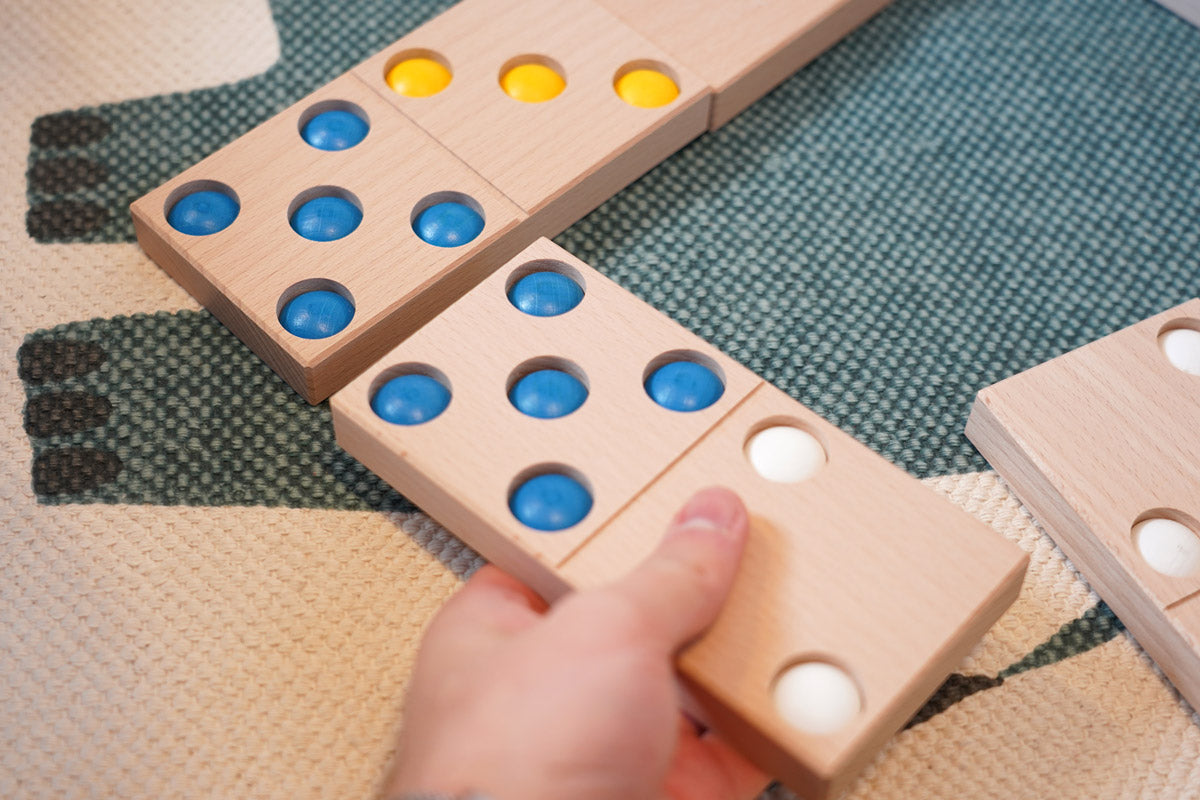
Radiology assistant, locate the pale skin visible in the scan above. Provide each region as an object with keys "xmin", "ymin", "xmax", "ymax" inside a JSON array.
[{"xmin": 386, "ymin": 486, "xmax": 770, "ymax": 800}]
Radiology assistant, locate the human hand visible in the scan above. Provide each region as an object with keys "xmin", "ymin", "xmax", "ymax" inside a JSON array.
[{"xmin": 385, "ymin": 486, "xmax": 768, "ymax": 800}]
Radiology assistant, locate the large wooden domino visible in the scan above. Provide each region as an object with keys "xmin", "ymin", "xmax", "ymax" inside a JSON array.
[
  {"xmin": 131, "ymin": 73, "xmax": 529, "ymax": 402},
  {"xmin": 331, "ymin": 237, "xmax": 1028, "ymax": 798},
  {"xmin": 133, "ymin": 0, "xmax": 887, "ymax": 403},
  {"xmin": 595, "ymin": 0, "xmax": 893, "ymax": 128},
  {"xmin": 967, "ymin": 299, "xmax": 1200, "ymax": 711}
]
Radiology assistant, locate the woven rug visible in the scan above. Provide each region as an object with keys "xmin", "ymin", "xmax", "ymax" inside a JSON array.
[{"xmin": 4, "ymin": 0, "xmax": 1200, "ymax": 797}]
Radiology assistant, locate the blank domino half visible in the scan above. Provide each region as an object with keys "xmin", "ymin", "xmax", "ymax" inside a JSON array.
[
  {"xmin": 967, "ymin": 299, "xmax": 1200, "ymax": 711},
  {"xmin": 331, "ymin": 238, "xmax": 1028, "ymax": 798},
  {"xmin": 595, "ymin": 0, "xmax": 893, "ymax": 128}
]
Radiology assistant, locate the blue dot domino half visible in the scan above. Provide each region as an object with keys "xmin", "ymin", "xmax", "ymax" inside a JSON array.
[
  {"xmin": 412, "ymin": 201, "xmax": 485, "ymax": 247},
  {"xmin": 301, "ymin": 109, "xmax": 369, "ymax": 151},
  {"xmin": 645, "ymin": 361, "xmax": 724, "ymax": 412},
  {"xmin": 167, "ymin": 189, "xmax": 239, "ymax": 235},
  {"xmin": 279, "ymin": 290, "xmax": 354, "ymax": 339},
  {"xmin": 509, "ymin": 369, "xmax": 587, "ymax": 418},
  {"xmin": 507, "ymin": 271, "xmax": 584, "ymax": 316},
  {"xmin": 291, "ymin": 195, "xmax": 362, "ymax": 241},
  {"xmin": 510, "ymin": 472, "xmax": 593, "ymax": 531},
  {"xmin": 371, "ymin": 373, "xmax": 452, "ymax": 425}
]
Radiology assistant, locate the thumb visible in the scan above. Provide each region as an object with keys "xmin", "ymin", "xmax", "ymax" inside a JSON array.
[{"xmin": 610, "ymin": 486, "xmax": 749, "ymax": 653}]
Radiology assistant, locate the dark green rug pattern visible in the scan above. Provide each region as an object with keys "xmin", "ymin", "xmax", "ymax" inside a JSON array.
[
  {"xmin": 19, "ymin": 312, "xmax": 409, "ymax": 512},
  {"xmin": 25, "ymin": 0, "xmax": 454, "ymax": 243},
  {"xmin": 24, "ymin": 0, "xmax": 1200, "ymax": 495},
  {"xmin": 16, "ymin": 0, "xmax": 1195, "ymax": 751},
  {"xmin": 905, "ymin": 603, "xmax": 1126, "ymax": 728},
  {"xmin": 561, "ymin": 0, "xmax": 1200, "ymax": 477}
]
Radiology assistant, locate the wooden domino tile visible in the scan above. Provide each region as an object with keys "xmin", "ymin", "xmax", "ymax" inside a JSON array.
[
  {"xmin": 132, "ymin": 0, "xmax": 887, "ymax": 403},
  {"xmin": 331, "ymin": 237, "xmax": 1028, "ymax": 798},
  {"xmin": 132, "ymin": 73, "xmax": 529, "ymax": 403},
  {"xmin": 595, "ymin": 0, "xmax": 893, "ymax": 128},
  {"xmin": 351, "ymin": 0, "xmax": 712, "ymax": 237},
  {"xmin": 331, "ymin": 236, "xmax": 762, "ymax": 600},
  {"xmin": 967, "ymin": 299, "xmax": 1200, "ymax": 712},
  {"xmin": 562, "ymin": 380, "xmax": 1028, "ymax": 797}
]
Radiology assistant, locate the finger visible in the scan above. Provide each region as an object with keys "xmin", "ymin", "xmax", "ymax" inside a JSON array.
[
  {"xmin": 434, "ymin": 564, "xmax": 549, "ymax": 637},
  {"xmin": 466, "ymin": 564, "xmax": 550, "ymax": 614},
  {"xmin": 667, "ymin": 721, "xmax": 771, "ymax": 800},
  {"xmin": 610, "ymin": 486, "xmax": 749, "ymax": 652}
]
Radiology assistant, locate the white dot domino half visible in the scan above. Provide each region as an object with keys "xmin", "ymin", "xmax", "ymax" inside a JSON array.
[{"xmin": 745, "ymin": 426, "xmax": 826, "ymax": 483}]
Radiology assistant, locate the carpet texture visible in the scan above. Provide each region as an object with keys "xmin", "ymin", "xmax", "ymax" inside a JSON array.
[{"xmin": 3, "ymin": 0, "xmax": 1199, "ymax": 797}]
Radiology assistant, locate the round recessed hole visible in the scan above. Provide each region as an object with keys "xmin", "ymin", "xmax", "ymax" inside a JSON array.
[
  {"xmin": 507, "ymin": 357, "xmax": 589, "ymax": 419},
  {"xmin": 165, "ymin": 180, "xmax": 240, "ymax": 235},
  {"xmin": 1133, "ymin": 511, "xmax": 1200, "ymax": 578},
  {"xmin": 298, "ymin": 100, "xmax": 370, "ymax": 151},
  {"xmin": 499, "ymin": 55, "xmax": 566, "ymax": 103},
  {"xmin": 411, "ymin": 191, "xmax": 485, "ymax": 247},
  {"xmin": 277, "ymin": 279, "xmax": 355, "ymax": 339},
  {"xmin": 744, "ymin": 421, "xmax": 827, "ymax": 483},
  {"xmin": 508, "ymin": 464, "xmax": 593, "ymax": 532},
  {"xmin": 505, "ymin": 259, "xmax": 586, "ymax": 317},
  {"xmin": 385, "ymin": 49, "xmax": 453, "ymax": 97},
  {"xmin": 369, "ymin": 363, "xmax": 452, "ymax": 425},
  {"xmin": 772, "ymin": 659, "xmax": 862, "ymax": 735},
  {"xmin": 1158, "ymin": 320, "xmax": 1200, "ymax": 377},
  {"xmin": 643, "ymin": 351, "xmax": 725, "ymax": 412},
  {"xmin": 288, "ymin": 186, "xmax": 363, "ymax": 241},
  {"xmin": 613, "ymin": 60, "xmax": 680, "ymax": 108}
]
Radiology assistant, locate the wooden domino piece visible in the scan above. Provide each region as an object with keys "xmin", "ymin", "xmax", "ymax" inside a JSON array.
[
  {"xmin": 333, "ymin": 236, "xmax": 762, "ymax": 601},
  {"xmin": 351, "ymin": 0, "xmax": 712, "ymax": 238},
  {"xmin": 133, "ymin": 0, "xmax": 887, "ymax": 403},
  {"xmin": 967, "ymin": 299, "xmax": 1200, "ymax": 711},
  {"xmin": 594, "ymin": 0, "xmax": 893, "ymax": 128},
  {"xmin": 331, "ymin": 237, "xmax": 1028, "ymax": 798},
  {"xmin": 131, "ymin": 73, "xmax": 529, "ymax": 402}
]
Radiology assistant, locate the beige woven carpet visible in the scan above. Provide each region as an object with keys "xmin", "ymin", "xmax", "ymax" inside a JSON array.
[{"xmin": 4, "ymin": 0, "xmax": 1200, "ymax": 798}]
